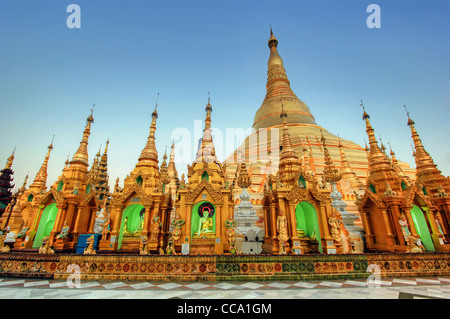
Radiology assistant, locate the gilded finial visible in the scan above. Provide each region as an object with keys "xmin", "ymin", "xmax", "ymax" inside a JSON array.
[
  {"xmin": 404, "ymin": 104, "xmax": 415, "ymax": 126},
  {"xmin": 387, "ymin": 142, "xmax": 395, "ymax": 156},
  {"xmin": 4, "ymin": 146, "xmax": 16, "ymax": 170},
  {"xmin": 86, "ymin": 105, "xmax": 95, "ymax": 123},
  {"xmin": 268, "ymin": 25, "xmax": 278, "ymax": 48},
  {"xmin": 361, "ymin": 100, "xmax": 369, "ymax": 120},
  {"xmin": 49, "ymin": 135, "xmax": 55, "ymax": 150},
  {"xmin": 163, "ymin": 145, "xmax": 168, "ymax": 161},
  {"xmin": 379, "ymin": 135, "xmax": 386, "ymax": 152},
  {"xmin": 205, "ymin": 92, "xmax": 212, "ymax": 112},
  {"xmin": 152, "ymin": 93, "xmax": 159, "ymax": 118},
  {"xmin": 104, "ymin": 138, "xmax": 109, "ymax": 154}
]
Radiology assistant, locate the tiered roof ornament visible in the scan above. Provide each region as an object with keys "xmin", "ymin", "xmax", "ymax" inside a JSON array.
[{"xmin": 405, "ymin": 105, "xmax": 450, "ymax": 196}]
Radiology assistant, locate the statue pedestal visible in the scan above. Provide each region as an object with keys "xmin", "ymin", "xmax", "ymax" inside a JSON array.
[
  {"xmin": 119, "ymin": 237, "xmax": 141, "ymax": 252},
  {"xmin": 17, "ymin": 230, "xmax": 36, "ymax": 249},
  {"xmin": 13, "ymin": 236, "xmax": 26, "ymax": 250},
  {"xmin": 190, "ymin": 238, "xmax": 215, "ymax": 255},
  {"xmin": 292, "ymin": 238, "xmax": 319, "ymax": 254},
  {"xmin": 98, "ymin": 240, "xmax": 115, "ymax": 251},
  {"xmin": 52, "ymin": 237, "xmax": 76, "ymax": 251}
]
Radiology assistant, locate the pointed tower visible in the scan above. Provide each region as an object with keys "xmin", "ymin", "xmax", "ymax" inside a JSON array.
[
  {"xmin": 105, "ymin": 95, "xmax": 173, "ymax": 254},
  {"xmin": 278, "ymin": 106, "xmax": 302, "ymax": 186},
  {"xmin": 18, "ymin": 109, "xmax": 99, "ymax": 251},
  {"xmin": 96, "ymin": 139, "xmax": 110, "ymax": 201},
  {"xmin": 71, "ymin": 108, "xmax": 94, "ymax": 167},
  {"xmin": 174, "ymin": 97, "xmax": 235, "ymax": 255},
  {"xmin": 195, "ymin": 93, "xmax": 218, "ymax": 165},
  {"xmin": 253, "ymin": 28, "xmax": 317, "ymax": 129},
  {"xmin": 226, "ymin": 30, "xmax": 390, "ymax": 210},
  {"xmin": 166, "ymin": 142, "xmax": 180, "ymax": 198},
  {"xmin": 125, "ymin": 96, "xmax": 161, "ymax": 190},
  {"xmin": 14, "ymin": 138, "xmax": 56, "ymax": 230},
  {"xmin": 338, "ymin": 138, "xmax": 364, "ymax": 191},
  {"xmin": 362, "ymin": 103, "xmax": 402, "ymax": 195},
  {"xmin": 0, "ymin": 148, "xmax": 16, "ymax": 218},
  {"xmin": 187, "ymin": 95, "xmax": 224, "ymax": 191},
  {"xmin": 29, "ymin": 138, "xmax": 54, "ymax": 192},
  {"xmin": 88, "ymin": 147, "xmax": 101, "ymax": 187},
  {"xmin": 406, "ymin": 108, "xmax": 450, "ymax": 196}
]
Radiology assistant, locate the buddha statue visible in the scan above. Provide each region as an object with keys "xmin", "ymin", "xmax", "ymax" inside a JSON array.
[
  {"xmin": 196, "ymin": 215, "xmax": 214, "ymax": 237},
  {"xmin": 123, "ymin": 217, "xmax": 132, "ymax": 237}
]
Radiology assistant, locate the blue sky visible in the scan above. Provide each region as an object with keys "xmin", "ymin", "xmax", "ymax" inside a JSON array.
[{"xmin": 0, "ymin": 0, "xmax": 449, "ymax": 190}]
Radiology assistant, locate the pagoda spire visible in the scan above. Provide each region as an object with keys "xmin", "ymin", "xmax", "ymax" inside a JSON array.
[
  {"xmin": 278, "ymin": 105, "xmax": 301, "ymax": 185},
  {"xmin": 30, "ymin": 136, "xmax": 54, "ymax": 190},
  {"xmin": 96, "ymin": 139, "xmax": 110, "ymax": 200},
  {"xmin": 160, "ymin": 146, "xmax": 168, "ymax": 176},
  {"xmin": 362, "ymin": 101, "xmax": 401, "ymax": 194},
  {"xmin": 0, "ymin": 148, "xmax": 15, "ymax": 217},
  {"xmin": 195, "ymin": 93, "xmax": 217, "ymax": 163},
  {"xmin": 4, "ymin": 147, "xmax": 16, "ymax": 170},
  {"xmin": 166, "ymin": 141, "xmax": 180, "ymax": 197},
  {"xmin": 71, "ymin": 107, "xmax": 94, "ymax": 166},
  {"xmin": 321, "ymin": 130, "xmax": 341, "ymax": 184},
  {"xmin": 338, "ymin": 137, "xmax": 364, "ymax": 190},
  {"xmin": 361, "ymin": 101, "xmax": 389, "ymax": 164},
  {"xmin": 387, "ymin": 142, "xmax": 404, "ymax": 177},
  {"xmin": 253, "ymin": 29, "xmax": 316, "ymax": 129},
  {"xmin": 405, "ymin": 105, "xmax": 449, "ymax": 195},
  {"xmin": 137, "ymin": 94, "xmax": 159, "ymax": 167}
]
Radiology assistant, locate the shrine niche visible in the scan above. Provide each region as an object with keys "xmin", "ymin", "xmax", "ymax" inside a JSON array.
[
  {"xmin": 357, "ymin": 107, "xmax": 450, "ymax": 253},
  {"xmin": 98, "ymin": 103, "xmax": 172, "ymax": 254},
  {"xmin": 191, "ymin": 201, "xmax": 216, "ymax": 239},
  {"xmin": 262, "ymin": 108, "xmax": 342, "ymax": 255},
  {"xmin": 174, "ymin": 98, "xmax": 235, "ymax": 255}
]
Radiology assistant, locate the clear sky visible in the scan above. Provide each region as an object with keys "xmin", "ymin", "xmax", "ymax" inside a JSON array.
[{"xmin": 0, "ymin": 0, "xmax": 449, "ymax": 191}]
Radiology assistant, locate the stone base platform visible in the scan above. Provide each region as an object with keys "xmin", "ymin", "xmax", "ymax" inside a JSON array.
[{"xmin": 0, "ymin": 252, "xmax": 449, "ymax": 282}]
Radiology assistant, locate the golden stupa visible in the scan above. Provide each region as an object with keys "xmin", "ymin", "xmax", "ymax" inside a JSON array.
[{"xmin": 226, "ymin": 29, "xmax": 415, "ymax": 215}]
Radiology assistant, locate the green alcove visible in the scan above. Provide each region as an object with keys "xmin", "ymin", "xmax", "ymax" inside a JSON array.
[
  {"xmin": 295, "ymin": 201, "xmax": 322, "ymax": 253},
  {"xmin": 33, "ymin": 203, "xmax": 58, "ymax": 248},
  {"xmin": 117, "ymin": 204, "xmax": 145, "ymax": 250},
  {"xmin": 411, "ymin": 205, "xmax": 435, "ymax": 252},
  {"xmin": 191, "ymin": 201, "xmax": 216, "ymax": 238}
]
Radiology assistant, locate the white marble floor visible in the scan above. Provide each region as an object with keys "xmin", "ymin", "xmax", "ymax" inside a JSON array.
[{"xmin": 0, "ymin": 277, "xmax": 449, "ymax": 299}]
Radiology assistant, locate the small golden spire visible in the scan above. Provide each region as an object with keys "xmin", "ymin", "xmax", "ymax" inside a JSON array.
[
  {"xmin": 152, "ymin": 93, "xmax": 159, "ymax": 118},
  {"xmin": 64, "ymin": 152, "xmax": 70, "ymax": 169},
  {"xmin": 137, "ymin": 94, "xmax": 160, "ymax": 165},
  {"xmin": 19, "ymin": 173, "xmax": 29, "ymax": 193},
  {"xmin": 321, "ymin": 130, "xmax": 341, "ymax": 183},
  {"xmin": 361, "ymin": 100, "xmax": 369, "ymax": 120},
  {"xmin": 30, "ymin": 136, "xmax": 54, "ymax": 189},
  {"xmin": 104, "ymin": 138, "xmax": 109, "ymax": 154},
  {"xmin": 71, "ymin": 108, "xmax": 94, "ymax": 166},
  {"xmin": 163, "ymin": 145, "xmax": 168, "ymax": 162},
  {"xmin": 404, "ymin": 105, "xmax": 415, "ymax": 126},
  {"xmin": 268, "ymin": 25, "xmax": 278, "ymax": 48},
  {"xmin": 4, "ymin": 146, "xmax": 16, "ymax": 170}
]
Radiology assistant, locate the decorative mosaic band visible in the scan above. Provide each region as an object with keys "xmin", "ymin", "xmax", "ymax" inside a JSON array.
[{"xmin": 0, "ymin": 253, "xmax": 448, "ymax": 282}]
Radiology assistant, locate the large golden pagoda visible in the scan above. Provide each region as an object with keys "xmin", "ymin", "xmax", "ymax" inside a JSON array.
[{"xmin": 225, "ymin": 30, "xmax": 415, "ymax": 218}]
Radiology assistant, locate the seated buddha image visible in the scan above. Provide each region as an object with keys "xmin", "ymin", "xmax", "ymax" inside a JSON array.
[
  {"xmin": 195, "ymin": 202, "xmax": 215, "ymax": 238},
  {"xmin": 196, "ymin": 215, "xmax": 214, "ymax": 238}
]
